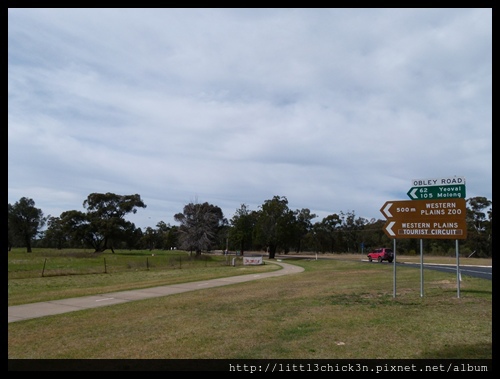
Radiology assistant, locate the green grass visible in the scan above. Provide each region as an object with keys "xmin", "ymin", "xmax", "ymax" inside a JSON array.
[
  {"xmin": 8, "ymin": 248, "xmax": 279, "ymax": 306},
  {"xmin": 8, "ymin": 248, "xmax": 492, "ymax": 360}
]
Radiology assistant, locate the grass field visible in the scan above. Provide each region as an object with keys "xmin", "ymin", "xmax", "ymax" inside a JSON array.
[{"xmin": 8, "ymin": 248, "xmax": 492, "ymax": 360}]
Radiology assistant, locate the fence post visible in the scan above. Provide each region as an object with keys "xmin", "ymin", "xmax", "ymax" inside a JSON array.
[{"xmin": 41, "ymin": 258, "xmax": 47, "ymax": 277}]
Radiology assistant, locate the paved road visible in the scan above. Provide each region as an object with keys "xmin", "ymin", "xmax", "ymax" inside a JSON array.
[
  {"xmin": 396, "ymin": 262, "xmax": 492, "ymax": 280},
  {"xmin": 8, "ymin": 260, "xmax": 303, "ymax": 324},
  {"xmin": 276, "ymin": 254, "xmax": 492, "ymax": 280}
]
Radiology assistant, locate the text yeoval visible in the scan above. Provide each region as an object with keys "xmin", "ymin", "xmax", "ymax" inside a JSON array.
[{"xmin": 407, "ymin": 184, "xmax": 466, "ymax": 200}]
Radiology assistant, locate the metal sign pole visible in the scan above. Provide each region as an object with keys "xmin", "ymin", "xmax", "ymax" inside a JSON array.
[
  {"xmin": 393, "ymin": 239, "xmax": 397, "ymax": 298},
  {"xmin": 420, "ymin": 239, "xmax": 424, "ymax": 297},
  {"xmin": 456, "ymin": 239, "xmax": 460, "ymax": 298}
]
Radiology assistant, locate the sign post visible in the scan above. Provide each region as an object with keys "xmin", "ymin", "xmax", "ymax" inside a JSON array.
[{"xmin": 381, "ymin": 177, "xmax": 467, "ymax": 298}]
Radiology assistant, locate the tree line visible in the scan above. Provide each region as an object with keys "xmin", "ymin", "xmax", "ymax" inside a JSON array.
[{"xmin": 8, "ymin": 193, "xmax": 492, "ymax": 258}]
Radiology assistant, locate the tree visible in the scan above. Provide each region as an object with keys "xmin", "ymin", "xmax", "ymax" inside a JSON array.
[
  {"xmin": 292, "ymin": 208, "xmax": 317, "ymax": 253},
  {"xmin": 120, "ymin": 223, "xmax": 143, "ymax": 250},
  {"xmin": 154, "ymin": 221, "xmax": 177, "ymax": 250},
  {"xmin": 141, "ymin": 226, "xmax": 158, "ymax": 251},
  {"xmin": 59, "ymin": 209, "xmax": 100, "ymax": 250},
  {"xmin": 42, "ymin": 216, "xmax": 69, "ymax": 249},
  {"xmin": 166, "ymin": 225, "xmax": 180, "ymax": 250},
  {"xmin": 229, "ymin": 204, "xmax": 258, "ymax": 254},
  {"xmin": 8, "ymin": 197, "xmax": 46, "ymax": 252},
  {"xmin": 360, "ymin": 218, "xmax": 391, "ymax": 252},
  {"xmin": 138, "ymin": 222, "xmax": 174, "ymax": 250},
  {"xmin": 466, "ymin": 196, "xmax": 492, "ymax": 257},
  {"xmin": 254, "ymin": 196, "xmax": 293, "ymax": 259},
  {"xmin": 310, "ymin": 214, "xmax": 341, "ymax": 253},
  {"xmin": 338, "ymin": 210, "xmax": 367, "ymax": 253},
  {"xmin": 82, "ymin": 193, "xmax": 146, "ymax": 253},
  {"xmin": 8, "ymin": 217, "xmax": 15, "ymax": 252},
  {"xmin": 53, "ymin": 193, "xmax": 146, "ymax": 253},
  {"xmin": 174, "ymin": 202, "xmax": 225, "ymax": 256}
]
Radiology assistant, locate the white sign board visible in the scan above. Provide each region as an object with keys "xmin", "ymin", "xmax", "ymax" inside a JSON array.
[
  {"xmin": 243, "ymin": 256, "xmax": 263, "ymax": 265},
  {"xmin": 411, "ymin": 176, "xmax": 465, "ymax": 187}
]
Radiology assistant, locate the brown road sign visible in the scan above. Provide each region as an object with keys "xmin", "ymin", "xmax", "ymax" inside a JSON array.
[
  {"xmin": 380, "ymin": 199, "xmax": 466, "ymax": 220},
  {"xmin": 383, "ymin": 219, "xmax": 468, "ymax": 240}
]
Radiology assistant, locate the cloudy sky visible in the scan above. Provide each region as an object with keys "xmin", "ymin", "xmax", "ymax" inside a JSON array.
[{"xmin": 8, "ymin": 8, "xmax": 492, "ymax": 230}]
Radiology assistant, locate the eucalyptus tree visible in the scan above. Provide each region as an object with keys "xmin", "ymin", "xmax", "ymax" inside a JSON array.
[
  {"xmin": 121, "ymin": 223, "xmax": 144, "ymax": 250},
  {"xmin": 291, "ymin": 208, "xmax": 317, "ymax": 253},
  {"xmin": 229, "ymin": 204, "xmax": 258, "ymax": 254},
  {"xmin": 338, "ymin": 210, "xmax": 369, "ymax": 252},
  {"xmin": 254, "ymin": 196, "xmax": 294, "ymax": 259},
  {"xmin": 154, "ymin": 221, "xmax": 173, "ymax": 250},
  {"xmin": 165, "ymin": 225, "xmax": 180, "ymax": 250},
  {"xmin": 141, "ymin": 226, "xmax": 157, "ymax": 251},
  {"xmin": 361, "ymin": 218, "xmax": 391, "ymax": 252},
  {"xmin": 42, "ymin": 216, "xmax": 69, "ymax": 249},
  {"xmin": 8, "ymin": 218, "xmax": 15, "ymax": 252},
  {"xmin": 54, "ymin": 193, "xmax": 146, "ymax": 252},
  {"xmin": 58, "ymin": 209, "xmax": 102, "ymax": 251},
  {"xmin": 311, "ymin": 213, "xmax": 342, "ymax": 253},
  {"xmin": 140, "ymin": 221, "xmax": 174, "ymax": 250},
  {"xmin": 466, "ymin": 196, "xmax": 492, "ymax": 257},
  {"xmin": 174, "ymin": 202, "xmax": 225, "ymax": 255},
  {"xmin": 82, "ymin": 193, "xmax": 146, "ymax": 253},
  {"xmin": 8, "ymin": 197, "xmax": 46, "ymax": 252}
]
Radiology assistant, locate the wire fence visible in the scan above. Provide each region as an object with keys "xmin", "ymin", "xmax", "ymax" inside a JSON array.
[{"xmin": 9, "ymin": 254, "xmax": 247, "ymax": 279}]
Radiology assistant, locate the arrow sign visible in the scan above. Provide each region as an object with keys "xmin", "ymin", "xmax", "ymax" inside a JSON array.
[
  {"xmin": 385, "ymin": 221, "xmax": 396, "ymax": 236},
  {"xmin": 383, "ymin": 219, "xmax": 467, "ymax": 240},
  {"xmin": 380, "ymin": 199, "xmax": 466, "ymax": 220},
  {"xmin": 407, "ymin": 185, "xmax": 466, "ymax": 200}
]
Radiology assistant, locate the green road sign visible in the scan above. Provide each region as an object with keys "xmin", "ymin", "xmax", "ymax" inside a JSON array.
[{"xmin": 407, "ymin": 185, "xmax": 466, "ymax": 200}]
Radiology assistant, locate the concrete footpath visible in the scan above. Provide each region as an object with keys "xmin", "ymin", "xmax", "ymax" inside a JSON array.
[{"xmin": 8, "ymin": 260, "xmax": 304, "ymax": 324}]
